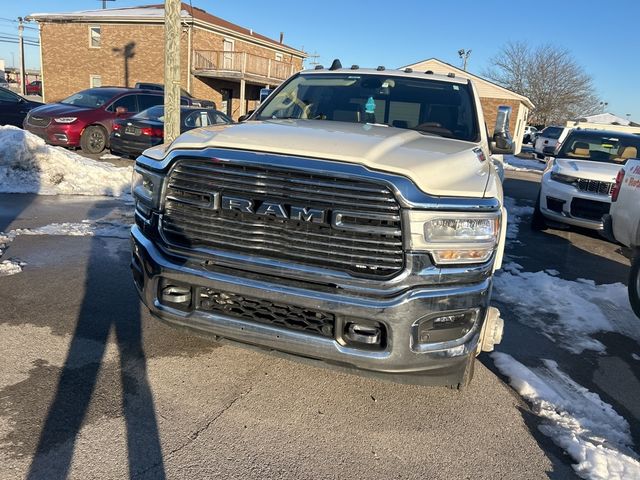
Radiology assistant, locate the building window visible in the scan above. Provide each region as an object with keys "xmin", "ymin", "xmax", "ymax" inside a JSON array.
[
  {"xmin": 90, "ymin": 75, "xmax": 102, "ymax": 88},
  {"xmin": 89, "ymin": 25, "xmax": 101, "ymax": 48},
  {"xmin": 275, "ymin": 52, "xmax": 284, "ymax": 62}
]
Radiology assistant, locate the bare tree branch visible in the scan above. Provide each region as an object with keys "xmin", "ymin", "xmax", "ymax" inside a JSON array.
[{"xmin": 482, "ymin": 42, "xmax": 602, "ymax": 125}]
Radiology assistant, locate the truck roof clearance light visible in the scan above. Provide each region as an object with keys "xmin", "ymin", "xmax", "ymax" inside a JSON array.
[{"xmin": 406, "ymin": 211, "xmax": 501, "ymax": 265}]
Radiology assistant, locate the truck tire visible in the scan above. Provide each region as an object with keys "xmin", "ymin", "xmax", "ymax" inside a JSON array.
[
  {"xmin": 448, "ymin": 357, "xmax": 475, "ymax": 391},
  {"xmin": 80, "ymin": 125, "xmax": 107, "ymax": 154},
  {"xmin": 629, "ymin": 255, "xmax": 640, "ymax": 319},
  {"xmin": 531, "ymin": 191, "xmax": 547, "ymax": 231}
]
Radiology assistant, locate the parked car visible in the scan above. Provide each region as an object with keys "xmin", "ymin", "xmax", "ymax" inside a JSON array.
[
  {"xmin": 110, "ymin": 106, "xmax": 232, "ymax": 157},
  {"xmin": 134, "ymin": 82, "xmax": 216, "ymax": 109},
  {"xmin": 603, "ymin": 160, "xmax": 640, "ymax": 318},
  {"xmin": 523, "ymin": 125, "xmax": 537, "ymax": 144},
  {"xmin": 532, "ymin": 129, "xmax": 640, "ymax": 231},
  {"xmin": 131, "ymin": 65, "xmax": 513, "ymax": 389},
  {"xmin": 23, "ymin": 87, "xmax": 191, "ymax": 154},
  {"xmin": 26, "ymin": 80, "xmax": 42, "ymax": 96},
  {"xmin": 533, "ymin": 126, "xmax": 570, "ymax": 159},
  {"xmin": 0, "ymin": 76, "xmax": 9, "ymax": 89},
  {"xmin": 0, "ymin": 86, "xmax": 43, "ymax": 127},
  {"xmin": 602, "ymin": 158, "xmax": 640, "ymax": 318}
]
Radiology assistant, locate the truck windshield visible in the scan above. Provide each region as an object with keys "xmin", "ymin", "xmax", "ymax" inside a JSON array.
[
  {"xmin": 256, "ymin": 73, "xmax": 479, "ymax": 142},
  {"xmin": 558, "ymin": 132, "xmax": 640, "ymax": 164}
]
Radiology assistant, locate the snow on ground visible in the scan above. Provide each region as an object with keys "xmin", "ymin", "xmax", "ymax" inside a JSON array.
[
  {"xmin": 494, "ymin": 263, "xmax": 638, "ymax": 354},
  {"xmin": 492, "ymin": 352, "xmax": 640, "ymax": 480},
  {"xmin": 99, "ymin": 153, "xmax": 121, "ymax": 160},
  {"xmin": 503, "ymin": 154, "xmax": 546, "ymax": 173},
  {"xmin": 0, "ymin": 125, "xmax": 131, "ymax": 196},
  {"xmin": 504, "ymin": 196, "xmax": 534, "ymax": 241},
  {"xmin": 0, "ymin": 217, "xmax": 131, "ymax": 276}
]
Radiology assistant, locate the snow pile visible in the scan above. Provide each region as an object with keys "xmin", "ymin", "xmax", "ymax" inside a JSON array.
[
  {"xmin": 0, "ymin": 259, "xmax": 25, "ymax": 276},
  {"xmin": 11, "ymin": 220, "xmax": 131, "ymax": 239},
  {"xmin": 494, "ymin": 263, "xmax": 639, "ymax": 353},
  {"xmin": 503, "ymin": 155, "xmax": 546, "ymax": 173},
  {"xmin": 492, "ymin": 353, "xmax": 640, "ymax": 480},
  {"xmin": 503, "ymin": 196, "xmax": 534, "ymax": 241},
  {"xmin": 0, "ymin": 125, "xmax": 131, "ymax": 196}
]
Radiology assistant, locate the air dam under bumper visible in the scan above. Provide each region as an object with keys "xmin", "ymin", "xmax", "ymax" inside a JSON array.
[{"xmin": 131, "ymin": 226, "xmax": 499, "ymax": 385}]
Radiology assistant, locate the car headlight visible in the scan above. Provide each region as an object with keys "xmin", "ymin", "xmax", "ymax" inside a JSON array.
[
  {"xmin": 550, "ymin": 171, "xmax": 577, "ymax": 186},
  {"xmin": 407, "ymin": 210, "xmax": 501, "ymax": 265},
  {"xmin": 53, "ymin": 117, "xmax": 77, "ymax": 123}
]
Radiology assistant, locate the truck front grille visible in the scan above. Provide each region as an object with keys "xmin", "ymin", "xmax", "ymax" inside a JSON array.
[
  {"xmin": 161, "ymin": 159, "xmax": 404, "ymax": 278},
  {"xmin": 198, "ymin": 287, "xmax": 335, "ymax": 338},
  {"xmin": 576, "ymin": 178, "xmax": 613, "ymax": 196}
]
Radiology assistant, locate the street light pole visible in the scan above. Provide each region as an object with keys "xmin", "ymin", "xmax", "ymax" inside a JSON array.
[
  {"xmin": 164, "ymin": 0, "xmax": 181, "ymax": 143},
  {"xmin": 18, "ymin": 17, "xmax": 26, "ymax": 95}
]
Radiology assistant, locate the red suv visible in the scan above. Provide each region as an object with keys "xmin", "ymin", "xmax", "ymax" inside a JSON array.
[{"xmin": 23, "ymin": 87, "xmax": 182, "ymax": 154}]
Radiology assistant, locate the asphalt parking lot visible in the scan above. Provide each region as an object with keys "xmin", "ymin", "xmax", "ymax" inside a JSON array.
[{"xmin": 0, "ymin": 161, "xmax": 637, "ymax": 479}]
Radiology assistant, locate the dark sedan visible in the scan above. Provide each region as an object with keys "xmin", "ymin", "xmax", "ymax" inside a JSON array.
[
  {"xmin": 109, "ymin": 106, "xmax": 232, "ymax": 157},
  {"xmin": 0, "ymin": 87, "xmax": 43, "ymax": 127}
]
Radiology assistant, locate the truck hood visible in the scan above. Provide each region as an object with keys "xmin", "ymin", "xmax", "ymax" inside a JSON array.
[
  {"xmin": 554, "ymin": 157, "xmax": 622, "ymax": 182},
  {"xmin": 157, "ymin": 119, "xmax": 491, "ymax": 197}
]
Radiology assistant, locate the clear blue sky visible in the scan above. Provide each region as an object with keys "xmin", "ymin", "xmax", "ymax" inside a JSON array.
[{"xmin": 2, "ymin": 0, "xmax": 638, "ymax": 120}]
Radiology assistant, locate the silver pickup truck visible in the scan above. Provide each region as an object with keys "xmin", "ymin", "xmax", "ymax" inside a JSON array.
[{"xmin": 131, "ymin": 65, "xmax": 512, "ymax": 388}]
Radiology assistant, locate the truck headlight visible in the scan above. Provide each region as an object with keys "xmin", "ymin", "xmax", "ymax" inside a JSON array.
[
  {"xmin": 407, "ymin": 211, "xmax": 501, "ymax": 265},
  {"xmin": 131, "ymin": 166, "xmax": 163, "ymax": 212}
]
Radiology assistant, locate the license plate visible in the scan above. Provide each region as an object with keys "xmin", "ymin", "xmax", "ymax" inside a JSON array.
[{"xmin": 124, "ymin": 126, "xmax": 139, "ymax": 135}]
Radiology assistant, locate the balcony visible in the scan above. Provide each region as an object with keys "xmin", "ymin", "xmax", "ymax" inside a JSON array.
[{"xmin": 192, "ymin": 50, "xmax": 297, "ymax": 85}]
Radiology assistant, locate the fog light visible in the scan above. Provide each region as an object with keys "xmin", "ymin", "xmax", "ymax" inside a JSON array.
[
  {"xmin": 414, "ymin": 309, "xmax": 479, "ymax": 346},
  {"xmin": 343, "ymin": 320, "xmax": 384, "ymax": 348}
]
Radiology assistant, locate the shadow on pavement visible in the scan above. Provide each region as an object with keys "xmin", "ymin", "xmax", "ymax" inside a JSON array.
[{"xmin": 26, "ymin": 199, "xmax": 166, "ymax": 479}]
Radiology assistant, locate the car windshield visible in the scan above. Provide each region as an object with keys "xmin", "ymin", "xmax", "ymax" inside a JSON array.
[
  {"xmin": 255, "ymin": 73, "xmax": 479, "ymax": 141},
  {"xmin": 60, "ymin": 89, "xmax": 115, "ymax": 108},
  {"xmin": 134, "ymin": 106, "xmax": 165, "ymax": 122},
  {"xmin": 558, "ymin": 133, "xmax": 640, "ymax": 164},
  {"xmin": 541, "ymin": 126, "xmax": 563, "ymax": 139}
]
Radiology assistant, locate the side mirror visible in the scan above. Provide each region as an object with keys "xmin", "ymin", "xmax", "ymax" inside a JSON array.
[
  {"xmin": 238, "ymin": 110, "xmax": 255, "ymax": 123},
  {"xmin": 115, "ymin": 106, "xmax": 128, "ymax": 117},
  {"xmin": 490, "ymin": 106, "xmax": 515, "ymax": 155}
]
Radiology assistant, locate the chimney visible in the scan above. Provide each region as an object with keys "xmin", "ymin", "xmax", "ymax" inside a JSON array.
[{"xmin": 279, "ymin": 32, "xmax": 284, "ymax": 44}]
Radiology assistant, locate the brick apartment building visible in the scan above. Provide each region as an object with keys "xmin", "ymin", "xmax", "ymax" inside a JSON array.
[
  {"xmin": 402, "ymin": 58, "xmax": 534, "ymax": 154},
  {"xmin": 27, "ymin": 3, "xmax": 307, "ymax": 119}
]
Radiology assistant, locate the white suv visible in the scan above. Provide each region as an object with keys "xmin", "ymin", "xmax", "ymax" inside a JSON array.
[
  {"xmin": 533, "ymin": 125, "xmax": 569, "ymax": 159},
  {"xmin": 532, "ymin": 129, "xmax": 640, "ymax": 230}
]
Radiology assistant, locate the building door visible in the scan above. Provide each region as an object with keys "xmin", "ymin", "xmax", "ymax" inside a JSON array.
[
  {"xmin": 221, "ymin": 88, "xmax": 233, "ymax": 117},
  {"xmin": 223, "ymin": 39, "xmax": 234, "ymax": 70}
]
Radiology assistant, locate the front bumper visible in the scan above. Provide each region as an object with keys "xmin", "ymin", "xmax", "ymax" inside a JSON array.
[
  {"xmin": 131, "ymin": 226, "xmax": 494, "ymax": 385},
  {"xmin": 24, "ymin": 122, "xmax": 82, "ymax": 147},
  {"xmin": 540, "ymin": 175, "xmax": 611, "ymax": 230}
]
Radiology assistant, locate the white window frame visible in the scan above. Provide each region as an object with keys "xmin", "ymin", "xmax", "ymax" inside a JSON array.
[
  {"xmin": 275, "ymin": 52, "xmax": 284, "ymax": 62},
  {"xmin": 90, "ymin": 75, "xmax": 102, "ymax": 88},
  {"xmin": 89, "ymin": 25, "xmax": 101, "ymax": 48}
]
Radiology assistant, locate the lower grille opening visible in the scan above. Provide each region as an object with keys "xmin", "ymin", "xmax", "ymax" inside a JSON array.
[
  {"xmin": 546, "ymin": 196, "xmax": 565, "ymax": 213},
  {"xmin": 197, "ymin": 287, "xmax": 336, "ymax": 338},
  {"xmin": 570, "ymin": 197, "xmax": 610, "ymax": 222}
]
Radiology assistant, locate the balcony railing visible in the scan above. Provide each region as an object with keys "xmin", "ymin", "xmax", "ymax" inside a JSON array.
[{"xmin": 193, "ymin": 50, "xmax": 296, "ymax": 82}]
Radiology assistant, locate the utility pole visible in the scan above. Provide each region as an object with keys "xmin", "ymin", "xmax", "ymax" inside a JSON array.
[
  {"xmin": 18, "ymin": 17, "xmax": 26, "ymax": 95},
  {"xmin": 99, "ymin": 0, "xmax": 115, "ymax": 9},
  {"xmin": 164, "ymin": 0, "xmax": 181, "ymax": 143},
  {"xmin": 458, "ymin": 48, "xmax": 471, "ymax": 71}
]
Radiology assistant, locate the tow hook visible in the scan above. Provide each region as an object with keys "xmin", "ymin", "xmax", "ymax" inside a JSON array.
[{"xmin": 480, "ymin": 307, "xmax": 504, "ymax": 353}]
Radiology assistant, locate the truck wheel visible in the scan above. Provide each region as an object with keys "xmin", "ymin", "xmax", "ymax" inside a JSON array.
[
  {"xmin": 629, "ymin": 255, "xmax": 640, "ymax": 319},
  {"xmin": 531, "ymin": 191, "xmax": 547, "ymax": 231},
  {"xmin": 448, "ymin": 357, "xmax": 475, "ymax": 391},
  {"xmin": 80, "ymin": 125, "xmax": 107, "ymax": 154}
]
